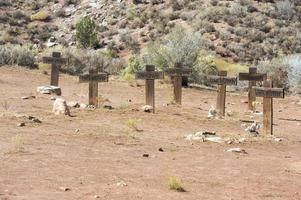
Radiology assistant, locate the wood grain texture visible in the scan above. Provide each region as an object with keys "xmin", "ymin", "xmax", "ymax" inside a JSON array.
[{"xmin": 262, "ymin": 80, "xmax": 273, "ymax": 135}]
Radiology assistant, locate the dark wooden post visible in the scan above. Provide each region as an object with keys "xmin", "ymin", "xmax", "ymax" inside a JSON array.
[
  {"xmin": 239, "ymin": 67, "xmax": 267, "ymax": 110},
  {"xmin": 164, "ymin": 63, "xmax": 192, "ymax": 105},
  {"xmin": 253, "ymin": 80, "xmax": 285, "ymax": 135},
  {"xmin": 42, "ymin": 52, "xmax": 67, "ymax": 86},
  {"xmin": 206, "ymin": 71, "xmax": 237, "ymax": 116},
  {"xmin": 79, "ymin": 69, "xmax": 108, "ymax": 107},
  {"xmin": 136, "ymin": 65, "xmax": 163, "ymax": 113}
]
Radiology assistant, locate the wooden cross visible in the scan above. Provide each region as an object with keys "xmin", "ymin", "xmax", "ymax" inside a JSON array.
[
  {"xmin": 253, "ymin": 80, "xmax": 285, "ymax": 135},
  {"xmin": 164, "ymin": 63, "xmax": 192, "ymax": 105},
  {"xmin": 79, "ymin": 69, "xmax": 108, "ymax": 106},
  {"xmin": 136, "ymin": 65, "xmax": 163, "ymax": 113},
  {"xmin": 239, "ymin": 67, "xmax": 267, "ymax": 110},
  {"xmin": 42, "ymin": 52, "xmax": 67, "ymax": 86},
  {"xmin": 206, "ymin": 71, "xmax": 237, "ymax": 116}
]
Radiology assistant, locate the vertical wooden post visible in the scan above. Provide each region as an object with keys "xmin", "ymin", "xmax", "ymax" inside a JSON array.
[
  {"xmin": 248, "ymin": 67, "xmax": 257, "ymax": 110},
  {"xmin": 50, "ymin": 52, "xmax": 61, "ymax": 86},
  {"xmin": 262, "ymin": 80, "xmax": 273, "ymax": 135},
  {"xmin": 89, "ymin": 69, "xmax": 98, "ymax": 106},
  {"xmin": 145, "ymin": 65, "xmax": 155, "ymax": 113},
  {"xmin": 216, "ymin": 71, "xmax": 227, "ymax": 116},
  {"xmin": 173, "ymin": 63, "xmax": 182, "ymax": 105}
]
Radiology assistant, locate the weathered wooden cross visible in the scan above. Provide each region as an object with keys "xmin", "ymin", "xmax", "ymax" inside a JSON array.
[
  {"xmin": 136, "ymin": 65, "xmax": 163, "ymax": 113},
  {"xmin": 42, "ymin": 52, "xmax": 67, "ymax": 86},
  {"xmin": 79, "ymin": 69, "xmax": 108, "ymax": 106},
  {"xmin": 164, "ymin": 63, "xmax": 192, "ymax": 105},
  {"xmin": 206, "ymin": 71, "xmax": 237, "ymax": 116},
  {"xmin": 253, "ymin": 80, "xmax": 285, "ymax": 135},
  {"xmin": 239, "ymin": 67, "xmax": 267, "ymax": 110}
]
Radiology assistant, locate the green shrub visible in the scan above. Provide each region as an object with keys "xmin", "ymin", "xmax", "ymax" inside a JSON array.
[
  {"xmin": 167, "ymin": 176, "xmax": 185, "ymax": 192},
  {"xmin": 75, "ymin": 16, "xmax": 98, "ymax": 49},
  {"xmin": 0, "ymin": 44, "xmax": 36, "ymax": 68}
]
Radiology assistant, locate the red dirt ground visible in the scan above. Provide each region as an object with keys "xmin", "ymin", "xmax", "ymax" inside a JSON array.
[{"xmin": 0, "ymin": 67, "xmax": 300, "ymax": 200}]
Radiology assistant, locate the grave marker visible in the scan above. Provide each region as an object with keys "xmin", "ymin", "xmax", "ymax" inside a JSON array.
[
  {"xmin": 239, "ymin": 67, "xmax": 267, "ymax": 110},
  {"xmin": 79, "ymin": 69, "xmax": 108, "ymax": 106},
  {"xmin": 253, "ymin": 80, "xmax": 285, "ymax": 135},
  {"xmin": 42, "ymin": 52, "xmax": 67, "ymax": 86},
  {"xmin": 164, "ymin": 63, "xmax": 192, "ymax": 105},
  {"xmin": 136, "ymin": 65, "xmax": 163, "ymax": 113},
  {"xmin": 206, "ymin": 71, "xmax": 237, "ymax": 116}
]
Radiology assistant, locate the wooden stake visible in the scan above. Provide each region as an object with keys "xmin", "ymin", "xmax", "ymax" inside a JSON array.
[
  {"xmin": 164, "ymin": 63, "xmax": 192, "ymax": 105},
  {"xmin": 206, "ymin": 71, "xmax": 237, "ymax": 117},
  {"xmin": 253, "ymin": 80, "xmax": 285, "ymax": 135},
  {"xmin": 43, "ymin": 52, "xmax": 67, "ymax": 87},
  {"xmin": 79, "ymin": 69, "xmax": 108, "ymax": 107},
  {"xmin": 136, "ymin": 65, "xmax": 163, "ymax": 113}
]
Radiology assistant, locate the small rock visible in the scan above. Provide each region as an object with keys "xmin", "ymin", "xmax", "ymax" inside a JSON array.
[
  {"xmin": 274, "ymin": 138, "xmax": 282, "ymax": 142},
  {"xmin": 28, "ymin": 116, "xmax": 42, "ymax": 123},
  {"xmin": 207, "ymin": 106, "xmax": 217, "ymax": 118},
  {"xmin": 116, "ymin": 181, "xmax": 127, "ymax": 187},
  {"xmin": 245, "ymin": 122, "xmax": 260, "ymax": 134},
  {"xmin": 79, "ymin": 103, "xmax": 88, "ymax": 109},
  {"xmin": 59, "ymin": 187, "xmax": 70, "ymax": 191},
  {"xmin": 21, "ymin": 95, "xmax": 36, "ymax": 100},
  {"xmin": 37, "ymin": 86, "xmax": 61, "ymax": 95},
  {"xmin": 53, "ymin": 98, "xmax": 71, "ymax": 116},
  {"xmin": 103, "ymin": 105, "xmax": 114, "ymax": 110},
  {"xmin": 75, "ymin": 129, "xmax": 79, "ymax": 133},
  {"xmin": 143, "ymin": 154, "xmax": 149, "ymax": 157},
  {"xmin": 67, "ymin": 101, "xmax": 80, "ymax": 108},
  {"xmin": 158, "ymin": 148, "xmax": 164, "ymax": 152},
  {"xmin": 94, "ymin": 195, "xmax": 100, "ymax": 199},
  {"xmin": 142, "ymin": 105, "xmax": 153, "ymax": 113},
  {"xmin": 50, "ymin": 97, "xmax": 56, "ymax": 101},
  {"xmin": 18, "ymin": 122, "xmax": 25, "ymax": 127},
  {"xmin": 226, "ymin": 148, "xmax": 248, "ymax": 154}
]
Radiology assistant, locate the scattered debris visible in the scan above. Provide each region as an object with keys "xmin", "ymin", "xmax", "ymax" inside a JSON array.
[
  {"xmin": 53, "ymin": 98, "xmax": 71, "ymax": 116},
  {"xmin": 21, "ymin": 95, "xmax": 36, "ymax": 100},
  {"xmin": 143, "ymin": 154, "xmax": 149, "ymax": 157},
  {"xmin": 37, "ymin": 86, "xmax": 61, "ymax": 95},
  {"xmin": 50, "ymin": 97, "xmax": 56, "ymax": 101},
  {"xmin": 207, "ymin": 106, "xmax": 217, "ymax": 118},
  {"xmin": 226, "ymin": 148, "xmax": 248, "ymax": 154},
  {"xmin": 142, "ymin": 105, "xmax": 153, "ymax": 113},
  {"xmin": 186, "ymin": 131, "xmax": 224, "ymax": 143}
]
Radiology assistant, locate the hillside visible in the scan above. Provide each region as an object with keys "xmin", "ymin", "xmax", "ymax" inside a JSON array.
[{"xmin": 1, "ymin": 0, "xmax": 301, "ymax": 64}]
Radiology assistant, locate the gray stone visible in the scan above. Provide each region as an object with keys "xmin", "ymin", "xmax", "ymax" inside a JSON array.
[{"xmin": 37, "ymin": 86, "xmax": 61, "ymax": 95}]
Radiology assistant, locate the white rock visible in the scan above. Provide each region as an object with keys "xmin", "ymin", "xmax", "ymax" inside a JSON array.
[
  {"xmin": 245, "ymin": 122, "xmax": 260, "ymax": 133},
  {"xmin": 37, "ymin": 86, "xmax": 61, "ymax": 95},
  {"xmin": 274, "ymin": 138, "xmax": 282, "ymax": 142},
  {"xmin": 208, "ymin": 106, "xmax": 217, "ymax": 118},
  {"xmin": 79, "ymin": 103, "xmax": 88, "ymax": 109},
  {"xmin": 67, "ymin": 101, "xmax": 80, "ymax": 108},
  {"xmin": 142, "ymin": 105, "xmax": 153, "ymax": 113},
  {"xmin": 226, "ymin": 148, "xmax": 247, "ymax": 154},
  {"xmin": 116, "ymin": 181, "xmax": 127, "ymax": 187},
  {"xmin": 53, "ymin": 98, "xmax": 70, "ymax": 116}
]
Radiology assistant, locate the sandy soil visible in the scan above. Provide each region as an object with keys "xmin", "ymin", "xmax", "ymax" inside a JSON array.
[{"xmin": 0, "ymin": 67, "xmax": 300, "ymax": 200}]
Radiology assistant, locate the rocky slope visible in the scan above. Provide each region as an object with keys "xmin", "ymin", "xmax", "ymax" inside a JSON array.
[{"xmin": 1, "ymin": 0, "xmax": 301, "ymax": 64}]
